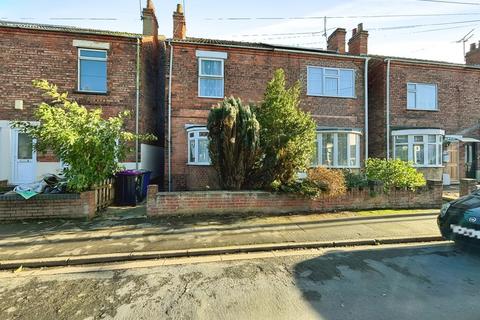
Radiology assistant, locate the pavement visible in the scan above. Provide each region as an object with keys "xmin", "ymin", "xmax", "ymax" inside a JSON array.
[
  {"xmin": 1, "ymin": 242, "xmax": 479, "ymax": 320},
  {"xmin": 0, "ymin": 206, "xmax": 443, "ymax": 269}
]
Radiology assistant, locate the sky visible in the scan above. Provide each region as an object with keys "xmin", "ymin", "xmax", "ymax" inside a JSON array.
[{"xmin": 2, "ymin": 0, "xmax": 480, "ymax": 63}]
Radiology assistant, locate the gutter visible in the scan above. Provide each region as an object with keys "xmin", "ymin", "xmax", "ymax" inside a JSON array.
[
  {"xmin": 273, "ymin": 48, "xmax": 369, "ymax": 60},
  {"xmin": 135, "ymin": 37, "xmax": 141, "ymax": 170},
  {"xmin": 364, "ymin": 57, "xmax": 370, "ymax": 162},
  {"xmin": 385, "ymin": 59, "xmax": 391, "ymax": 159},
  {"xmin": 167, "ymin": 40, "xmax": 174, "ymax": 191}
]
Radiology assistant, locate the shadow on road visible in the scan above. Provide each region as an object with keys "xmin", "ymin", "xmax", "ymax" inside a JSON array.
[{"xmin": 294, "ymin": 242, "xmax": 480, "ymax": 320}]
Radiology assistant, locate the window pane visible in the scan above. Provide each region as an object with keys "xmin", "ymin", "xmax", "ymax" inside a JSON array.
[
  {"xmin": 325, "ymin": 69, "xmax": 338, "ymax": 76},
  {"xmin": 339, "ymin": 70, "xmax": 354, "ymax": 97},
  {"xmin": 416, "ymin": 84, "xmax": 437, "ymax": 110},
  {"xmin": 80, "ymin": 50, "xmax": 107, "ymax": 59},
  {"xmin": 348, "ymin": 134, "xmax": 358, "ymax": 167},
  {"xmin": 322, "ymin": 133, "xmax": 334, "ymax": 166},
  {"xmin": 307, "ymin": 67, "xmax": 323, "ymax": 95},
  {"xmin": 79, "ymin": 60, "xmax": 107, "ymax": 92},
  {"xmin": 414, "ymin": 144, "xmax": 425, "ymax": 165},
  {"xmin": 407, "ymin": 91, "xmax": 416, "ymax": 108},
  {"xmin": 17, "ymin": 133, "xmax": 33, "ymax": 159},
  {"xmin": 407, "ymin": 83, "xmax": 416, "ymax": 91},
  {"xmin": 337, "ymin": 133, "xmax": 348, "ymax": 166},
  {"xmin": 395, "ymin": 145, "xmax": 408, "ymax": 162},
  {"xmin": 324, "ymin": 77, "xmax": 338, "ymax": 96},
  {"xmin": 198, "ymin": 139, "xmax": 210, "ymax": 163},
  {"xmin": 428, "ymin": 135, "xmax": 436, "ymax": 143},
  {"xmin": 395, "ymin": 135, "xmax": 408, "ymax": 144},
  {"xmin": 201, "ymin": 60, "xmax": 222, "ymax": 76},
  {"xmin": 428, "ymin": 144, "xmax": 437, "ymax": 165},
  {"xmin": 189, "ymin": 139, "xmax": 196, "ymax": 163},
  {"xmin": 414, "ymin": 136, "xmax": 423, "ymax": 142},
  {"xmin": 200, "ymin": 78, "xmax": 223, "ymax": 97}
]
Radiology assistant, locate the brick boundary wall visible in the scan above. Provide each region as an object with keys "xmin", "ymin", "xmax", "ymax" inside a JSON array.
[
  {"xmin": 147, "ymin": 180, "xmax": 443, "ymax": 217},
  {"xmin": 0, "ymin": 191, "xmax": 96, "ymax": 221}
]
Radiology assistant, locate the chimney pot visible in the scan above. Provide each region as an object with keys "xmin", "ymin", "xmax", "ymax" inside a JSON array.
[
  {"xmin": 176, "ymin": 3, "xmax": 184, "ymax": 13},
  {"xmin": 142, "ymin": 0, "xmax": 158, "ymax": 36},
  {"xmin": 358, "ymin": 23, "xmax": 363, "ymax": 31}
]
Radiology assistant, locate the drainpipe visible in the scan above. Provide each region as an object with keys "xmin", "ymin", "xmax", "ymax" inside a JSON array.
[
  {"xmin": 167, "ymin": 40, "xmax": 174, "ymax": 191},
  {"xmin": 364, "ymin": 57, "xmax": 370, "ymax": 162},
  {"xmin": 135, "ymin": 37, "xmax": 141, "ymax": 170},
  {"xmin": 385, "ymin": 59, "xmax": 391, "ymax": 159}
]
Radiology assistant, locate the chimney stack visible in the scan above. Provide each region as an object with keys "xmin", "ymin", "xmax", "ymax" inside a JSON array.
[
  {"xmin": 173, "ymin": 3, "xmax": 186, "ymax": 40},
  {"xmin": 142, "ymin": 0, "xmax": 158, "ymax": 37},
  {"xmin": 327, "ymin": 28, "xmax": 347, "ymax": 53},
  {"xmin": 466, "ymin": 41, "xmax": 480, "ymax": 65},
  {"xmin": 348, "ymin": 23, "xmax": 369, "ymax": 55}
]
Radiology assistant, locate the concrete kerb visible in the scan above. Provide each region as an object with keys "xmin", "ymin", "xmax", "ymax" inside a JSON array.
[{"xmin": 0, "ymin": 235, "xmax": 445, "ymax": 270}]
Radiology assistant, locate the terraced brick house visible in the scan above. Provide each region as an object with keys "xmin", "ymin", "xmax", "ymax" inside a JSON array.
[
  {"xmin": 163, "ymin": 4, "xmax": 371, "ymax": 191},
  {"xmin": 368, "ymin": 47, "xmax": 480, "ymax": 184},
  {"xmin": 0, "ymin": 1, "xmax": 164, "ymax": 185}
]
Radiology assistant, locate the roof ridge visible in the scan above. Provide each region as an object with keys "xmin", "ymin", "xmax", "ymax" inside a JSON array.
[{"xmin": 0, "ymin": 20, "xmax": 140, "ymax": 38}]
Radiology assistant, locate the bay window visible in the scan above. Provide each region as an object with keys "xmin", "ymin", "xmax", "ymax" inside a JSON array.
[
  {"xmin": 392, "ymin": 129, "xmax": 444, "ymax": 167},
  {"xmin": 313, "ymin": 131, "xmax": 361, "ymax": 168},
  {"xmin": 187, "ymin": 127, "xmax": 210, "ymax": 165}
]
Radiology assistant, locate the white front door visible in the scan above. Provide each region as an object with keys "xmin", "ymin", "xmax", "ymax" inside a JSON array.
[{"xmin": 12, "ymin": 130, "xmax": 37, "ymax": 184}]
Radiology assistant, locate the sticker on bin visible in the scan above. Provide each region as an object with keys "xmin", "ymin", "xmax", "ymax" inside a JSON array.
[{"xmin": 450, "ymin": 224, "xmax": 480, "ymax": 239}]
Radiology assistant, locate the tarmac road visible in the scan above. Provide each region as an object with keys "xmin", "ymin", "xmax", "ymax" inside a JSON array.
[{"xmin": 1, "ymin": 242, "xmax": 479, "ymax": 320}]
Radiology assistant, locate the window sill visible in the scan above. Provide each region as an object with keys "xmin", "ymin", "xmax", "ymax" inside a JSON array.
[
  {"xmin": 198, "ymin": 96, "xmax": 224, "ymax": 99},
  {"xmin": 74, "ymin": 90, "xmax": 109, "ymax": 96},
  {"xmin": 187, "ymin": 163, "xmax": 212, "ymax": 166},
  {"xmin": 307, "ymin": 94, "xmax": 356, "ymax": 99},
  {"xmin": 406, "ymin": 108, "xmax": 438, "ymax": 112}
]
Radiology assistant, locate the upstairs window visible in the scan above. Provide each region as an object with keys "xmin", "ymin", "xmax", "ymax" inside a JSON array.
[
  {"xmin": 198, "ymin": 58, "xmax": 224, "ymax": 98},
  {"xmin": 187, "ymin": 127, "xmax": 210, "ymax": 165},
  {"xmin": 407, "ymin": 83, "xmax": 437, "ymax": 110},
  {"xmin": 307, "ymin": 66, "xmax": 355, "ymax": 98},
  {"xmin": 78, "ymin": 49, "xmax": 107, "ymax": 93}
]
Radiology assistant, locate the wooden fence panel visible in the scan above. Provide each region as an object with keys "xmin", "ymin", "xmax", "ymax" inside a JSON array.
[{"xmin": 94, "ymin": 178, "xmax": 115, "ymax": 212}]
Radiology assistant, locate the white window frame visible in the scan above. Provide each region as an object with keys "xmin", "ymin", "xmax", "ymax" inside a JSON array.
[
  {"xmin": 407, "ymin": 82, "xmax": 438, "ymax": 111},
  {"xmin": 198, "ymin": 58, "xmax": 224, "ymax": 99},
  {"xmin": 77, "ymin": 48, "xmax": 108, "ymax": 93},
  {"xmin": 187, "ymin": 127, "xmax": 211, "ymax": 165},
  {"xmin": 307, "ymin": 66, "xmax": 356, "ymax": 98},
  {"xmin": 313, "ymin": 131, "xmax": 361, "ymax": 168},
  {"xmin": 392, "ymin": 129, "xmax": 444, "ymax": 167}
]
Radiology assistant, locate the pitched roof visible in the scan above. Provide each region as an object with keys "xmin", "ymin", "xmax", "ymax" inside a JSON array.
[
  {"xmin": 368, "ymin": 54, "xmax": 480, "ymax": 70},
  {"xmin": 169, "ymin": 37, "xmax": 365, "ymax": 58},
  {"xmin": 0, "ymin": 20, "xmax": 140, "ymax": 38}
]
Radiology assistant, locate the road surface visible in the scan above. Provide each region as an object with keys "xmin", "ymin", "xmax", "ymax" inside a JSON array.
[{"xmin": 1, "ymin": 242, "xmax": 479, "ymax": 320}]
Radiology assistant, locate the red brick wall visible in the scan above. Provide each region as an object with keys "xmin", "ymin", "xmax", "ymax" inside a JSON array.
[
  {"xmin": 0, "ymin": 27, "xmax": 159, "ymax": 162},
  {"xmin": 147, "ymin": 180, "xmax": 442, "ymax": 216},
  {"xmin": 0, "ymin": 191, "xmax": 95, "ymax": 221},
  {"xmin": 164, "ymin": 42, "xmax": 367, "ymax": 190},
  {"xmin": 368, "ymin": 59, "xmax": 480, "ymax": 178}
]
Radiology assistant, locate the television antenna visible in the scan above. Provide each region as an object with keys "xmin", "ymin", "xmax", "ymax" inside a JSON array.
[{"xmin": 456, "ymin": 28, "xmax": 475, "ymax": 58}]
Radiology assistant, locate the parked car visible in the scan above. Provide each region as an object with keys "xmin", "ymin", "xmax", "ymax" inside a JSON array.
[{"xmin": 438, "ymin": 192, "xmax": 480, "ymax": 244}]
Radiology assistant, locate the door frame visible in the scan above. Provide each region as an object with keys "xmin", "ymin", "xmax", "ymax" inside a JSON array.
[{"xmin": 11, "ymin": 129, "xmax": 37, "ymax": 185}]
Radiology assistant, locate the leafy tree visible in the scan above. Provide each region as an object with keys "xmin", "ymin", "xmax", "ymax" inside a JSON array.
[
  {"xmin": 252, "ymin": 69, "xmax": 316, "ymax": 189},
  {"xmin": 207, "ymin": 97, "xmax": 260, "ymax": 190},
  {"xmin": 12, "ymin": 80, "xmax": 155, "ymax": 192},
  {"xmin": 365, "ymin": 158, "xmax": 426, "ymax": 191}
]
